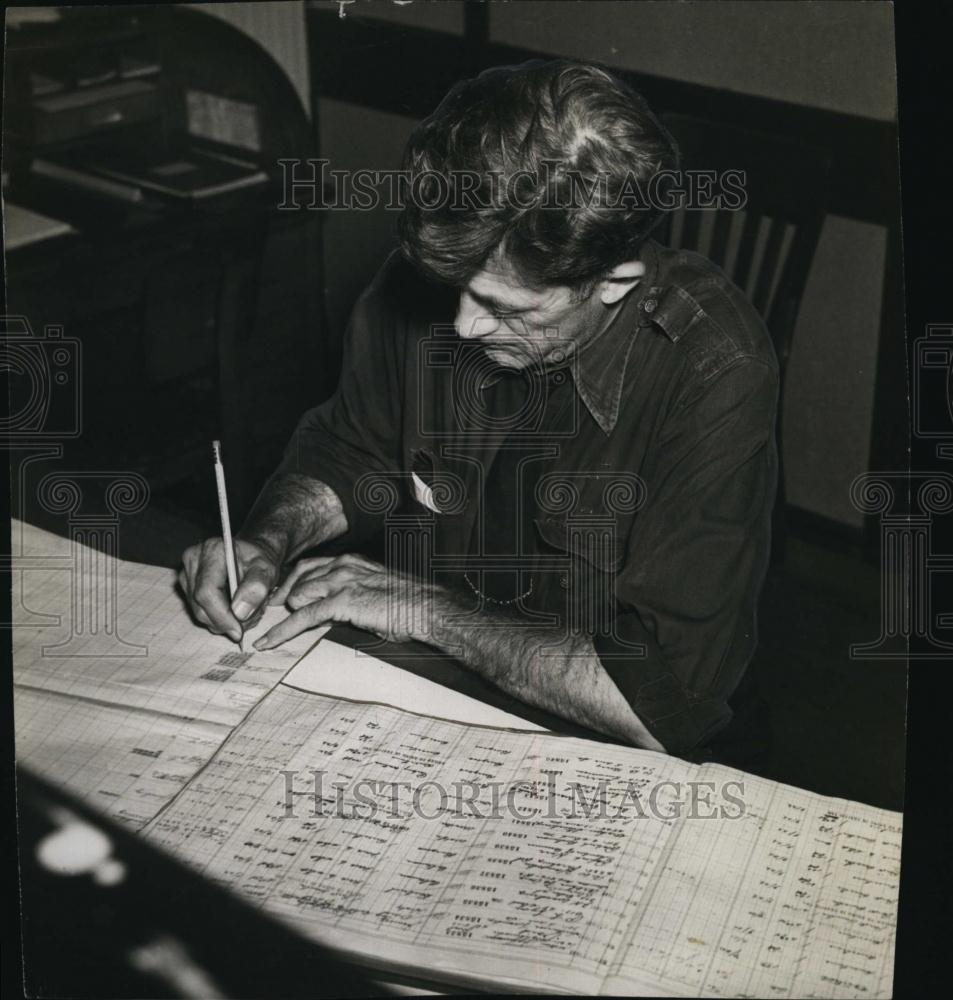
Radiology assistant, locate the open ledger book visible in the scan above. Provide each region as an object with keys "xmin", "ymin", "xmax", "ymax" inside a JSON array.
[{"xmin": 12, "ymin": 522, "xmax": 901, "ymax": 997}]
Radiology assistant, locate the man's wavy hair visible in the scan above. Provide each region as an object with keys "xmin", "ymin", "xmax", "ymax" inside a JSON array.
[{"xmin": 398, "ymin": 59, "xmax": 680, "ymax": 295}]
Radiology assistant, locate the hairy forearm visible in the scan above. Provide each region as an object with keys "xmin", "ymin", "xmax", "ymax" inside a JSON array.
[
  {"xmin": 239, "ymin": 473, "xmax": 348, "ymax": 565},
  {"xmin": 423, "ymin": 590, "xmax": 665, "ymax": 752}
]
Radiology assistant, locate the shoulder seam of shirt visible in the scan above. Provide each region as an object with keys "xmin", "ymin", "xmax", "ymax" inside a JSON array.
[{"xmin": 653, "ymin": 277, "xmax": 775, "ymax": 383}]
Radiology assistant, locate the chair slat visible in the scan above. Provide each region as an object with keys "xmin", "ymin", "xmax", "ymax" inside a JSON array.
[
  {"xmin": 709, "ymin": 211, "xmax": 733, "ymax": 267},
  {"xmin": 752, "ymin": 217, "xmax": 787, "ymax": 315},
  {"xmin": 680, "ymin": 205, "xmax": 702, "ymax": 250},
  {"xmin": 733, "ymin": 210, "xmax": 761, "ymax": 291}
]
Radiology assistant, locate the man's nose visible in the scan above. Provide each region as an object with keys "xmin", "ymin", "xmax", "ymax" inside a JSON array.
[{"xmin": 455, "ymin": 298, "xmax": 499, "ymax": 340}]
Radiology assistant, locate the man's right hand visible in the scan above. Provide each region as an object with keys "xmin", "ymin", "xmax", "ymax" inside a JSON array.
[{"xmin": 179, "ymin": 537, "xmax": 280, "ymax": 642}]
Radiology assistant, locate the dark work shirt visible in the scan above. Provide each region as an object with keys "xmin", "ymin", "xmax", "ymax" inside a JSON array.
[{"xmin": 277, "ymin": 239, "xmax": 779, "ymax": 755}]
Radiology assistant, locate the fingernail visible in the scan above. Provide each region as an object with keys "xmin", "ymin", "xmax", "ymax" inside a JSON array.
[
  {"xmin": 232, "ymin": 599, "xmax": 254, "ymax": 620},
  {"xmin": 229, "ymin": 628, "xmax": 242, "ymax": 643},
  {"xmin": 253, "ymin": 637, "xmax": 267, "ymax": 650}
]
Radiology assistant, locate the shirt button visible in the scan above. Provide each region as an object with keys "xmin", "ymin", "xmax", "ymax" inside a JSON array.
[
  {"xmin": 559, "ymin": 574, "xmax": 569, "ymax": 589},
  {"xmin": 642, "ymin": 298, "xmax": 657, "ymax": 314}
]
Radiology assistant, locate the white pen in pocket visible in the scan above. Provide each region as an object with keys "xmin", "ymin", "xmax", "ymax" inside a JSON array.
[
  {"xmin": 411, "ymin": 470, "xmax": 442, "ymax": 514},
  {"xmin": 212, "ymin": 440, "xmax": 245, "ymax": 652}
]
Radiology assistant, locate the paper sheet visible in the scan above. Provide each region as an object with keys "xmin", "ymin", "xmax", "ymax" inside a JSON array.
[
  {"xmin": 605, "ymin": 764, "xmax": 902, "ymax": 998},
  {"xmin": 14, "ymin": 686, "xmax": 229, "ymax": 830},
  {"xmin": 143, "ymin": 685, "xmax": 901, "ymax": 997},
  {"xmin": 284, "ymin": 636, "xmax": 546, "ymax": 732},
  {"xmin": 144, "ymin": 685, "xmax": 692, "ymax": 994},
  {"xmin": 12, "ymin": 521, "xmax": 318, "ymax": 828}
]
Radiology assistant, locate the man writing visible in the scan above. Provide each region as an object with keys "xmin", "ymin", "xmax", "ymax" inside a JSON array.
[{"xmin": 180, "ymin": 60, "xmax": 777, "ymax": 760}]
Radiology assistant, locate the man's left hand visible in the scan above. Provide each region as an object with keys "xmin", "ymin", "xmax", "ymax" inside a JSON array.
[{"xmin": 253, "ymin": 553, "xmax": 439, "ymax": 650}]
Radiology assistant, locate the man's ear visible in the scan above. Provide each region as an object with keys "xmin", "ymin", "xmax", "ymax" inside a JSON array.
[{"xmin": 599, "ymin": 260, "xmax": 646, "ymax": 305}]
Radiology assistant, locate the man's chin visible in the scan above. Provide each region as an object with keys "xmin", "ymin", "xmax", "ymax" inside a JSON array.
[{"xmin": 483, "ymin": 347, "xmax": 530, "ymax": 369}]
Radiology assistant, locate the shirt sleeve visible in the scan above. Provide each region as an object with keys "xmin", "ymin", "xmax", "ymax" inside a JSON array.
[
  {"xmin": 275, "ymin": 275, "xmax": 404, "ymax": 545},
  {"xmin": 594, "ymin": 356, "xmax": 778, "ymax": 754}
]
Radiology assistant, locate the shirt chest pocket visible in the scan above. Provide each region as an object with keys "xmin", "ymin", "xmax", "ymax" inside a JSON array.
[
  {"xmin": 532, "ymin": 514, "xmax": 629, "ymax": 631},
  {"xmin": 533, "ymin": 514, "xmax": 628, "ymax": 573},
  {"xmin": 531, "ymin": 470, "xmax": 642, "ymax": 571}
]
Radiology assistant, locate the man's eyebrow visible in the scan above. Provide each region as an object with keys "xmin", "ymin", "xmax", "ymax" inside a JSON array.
[{"xmin": 467, "ymin": 288, "xmax": 529, "ymax": 314}]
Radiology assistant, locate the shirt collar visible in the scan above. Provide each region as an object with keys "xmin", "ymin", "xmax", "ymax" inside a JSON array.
[{"xmin": 567, "ymin": 239, "xmax": 660, "ymax": 434}]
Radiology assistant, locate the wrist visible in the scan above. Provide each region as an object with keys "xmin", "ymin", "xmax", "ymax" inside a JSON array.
[
  {"xmin": 413, "ymin": 583, "xmax": 463, "ymax": 648},
  {"xmin": 236, "ymin": 528, "xmax": 286, "ymax": 569}
]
